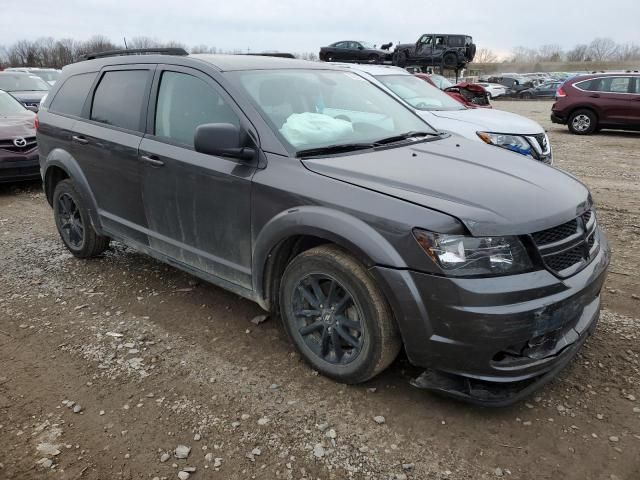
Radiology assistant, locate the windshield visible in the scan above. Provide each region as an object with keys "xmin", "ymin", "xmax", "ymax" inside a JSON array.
[
  {"xmin": 31, "ymin": 70, "xmax": 60, "ymax": 83},
  {"xmin": 428, "ymin": 74, "xmax": 454, "ymax": 90},
  {"xmin": 233, "ymin": 69, "xmax": 435, "ymax": 153},
  {"xmin": 0, "ymin": 74, "xmax": 50, "ymax": 92},
  {"xmin": 374, "ymin": 74, "xmax": 465, "ymax": 111},
  {"xmin": 0, "ymin": 90, "xmax": 27, "ymax": 115}
]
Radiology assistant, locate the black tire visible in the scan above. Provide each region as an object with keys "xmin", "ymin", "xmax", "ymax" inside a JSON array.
[
  {"xmin": 394, "ymin": 50, "xmax": 408, "ymax": 67},
  {"xmin": 368, "ymin": 54, "xmax": 379, "ymax": 63},
  {"xmin": 442, "ymin": 52, "xmax": 457, "ymax": 69},
  {"xmin": 568, "ymin": 109, "xmax": 598, "ymax": 135},
  {"xmin": 521, "ymin": 92, "xmax": 532, "ymax": 100},
  {"xmin": 279, "ymin": 245, "xmax": 401, "ymax": 384},
  {"xmin": 53, "ymin": 179, "xmax": 110, "ymax": 258},
  {"xmin": 466, "ymin": 43, "xmax": 477, "ymax": 62}
]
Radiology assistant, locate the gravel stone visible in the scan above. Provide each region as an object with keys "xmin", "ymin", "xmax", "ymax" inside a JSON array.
[
  {"xmin": 174, "ymin": 445, "xmax": 191, "ymax": 459},
  {"xmin": 313, "ymin": 444, "xmax": 325, "ymax": 458},
  {"xmin": 373, "ymin": 415, "xmax": 386, "ymax": 424}
]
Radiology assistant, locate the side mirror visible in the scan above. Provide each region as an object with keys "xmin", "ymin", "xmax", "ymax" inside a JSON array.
[
  {"xmin": 358, "ymin": 45, "xmax": 364, "ymax": 50},
  {"xmin": 194, "ymin": 123, "xmax": 255, "ymax": 160},
  {"xmin": 25, "ymin": 105, "xmax": 38, "ymax": 113}
]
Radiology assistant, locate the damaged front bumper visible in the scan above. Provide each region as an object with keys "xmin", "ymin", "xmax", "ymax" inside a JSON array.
[{"xmin": 373, "ymin": 232, "xmax": 609, "ymax": 406}]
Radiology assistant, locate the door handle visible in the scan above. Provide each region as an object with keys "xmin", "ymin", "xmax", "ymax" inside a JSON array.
[
  {"xmin": 140, "ymin": 154, "xmax": 165, "ymax": 167},
  {"xmin": 72, "ymin": 135, "xmax": 88, "ymax": 145}
]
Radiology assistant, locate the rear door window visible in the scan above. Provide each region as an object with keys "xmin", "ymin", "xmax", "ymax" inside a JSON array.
[
  {"xmin": 49, "ymin": 72, "xmax": 97, "ymax": 117},
  {"xmin": 91, "ymin": 70, "xmax": 150, "ymax": 132},
  {"xmin": 602, "ymin": 77, "xmax": 631, "ymax": 93},
  {"xmin": 154, "ymin": 70, "xmax": 240, "ymax": 147}
]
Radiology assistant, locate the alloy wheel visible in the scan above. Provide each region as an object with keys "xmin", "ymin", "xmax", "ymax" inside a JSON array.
[
  {"xmin": 572, "ymin": 114, "xmax": 591, "ymax": 132},
  {"xmin": 291, "ymin": 273, "xmax": 364, "ymax": 365},
  {"xmin": 56, "ymin": 192, "xmax": 84, "ymax": 249}
]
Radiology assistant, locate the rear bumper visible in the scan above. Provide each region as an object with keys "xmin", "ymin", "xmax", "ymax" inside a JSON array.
[
  {"xmin": 0, "ymin": 151, "xmax": 41, "ymax": 183},
  {"xmin": 373, "ymin": 231, "xmax": 609, "ymax": 404}
]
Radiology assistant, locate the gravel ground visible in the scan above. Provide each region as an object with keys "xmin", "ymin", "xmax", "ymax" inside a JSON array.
[{"xmin": 0, "ymin": 100, "xmax": 639, "ymax": 480}]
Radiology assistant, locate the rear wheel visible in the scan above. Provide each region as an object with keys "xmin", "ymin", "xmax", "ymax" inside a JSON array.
[
  {"xmin": 568, "ymin": 109, "xmax": 598, "ymax": 135},
  {"xmin": 53, "ymin": 179, "xmax": 110, "ymax": 258},
  {"xmin": 443, "ymin": 52, "xmax": 457, "ymax": 68},
  {"xmin": 279, "ymin": 245, "xmax": 401, "ymax": 384}
]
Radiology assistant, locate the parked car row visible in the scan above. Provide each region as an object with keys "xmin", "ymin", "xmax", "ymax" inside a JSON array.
[
  {"xmin": 0, "ymin": 71, "xmax": 50, "ymax": 111},
  {"xmin": 5, "ymin": 67, "xmax": 62, "ymax": 85},
  {"xmin": 28, "ymin": 49, "xmax": 609, "ymax": 407}
]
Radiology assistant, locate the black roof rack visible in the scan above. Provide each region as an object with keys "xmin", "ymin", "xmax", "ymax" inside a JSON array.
[
  {"xmin": 81, "ymin": 47, "xmax": 189, "ymax": 61},
  {"xmin": 243, "ymin": 52, "xmax": 296, "ymax": 59}
]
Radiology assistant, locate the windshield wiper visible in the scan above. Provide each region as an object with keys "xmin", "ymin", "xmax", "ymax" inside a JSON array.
[
  {"xmin": 374, "ymin": 131, "xmax": 440, "ymax": 146},
  {"xmin": 296, "ymin": 143, "xmax": 374, "ymax": 158}
]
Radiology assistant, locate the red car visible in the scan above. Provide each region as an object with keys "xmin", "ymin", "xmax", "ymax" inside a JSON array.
[
  {"xmin": 414, "ymin": 73, "xmax": 491, "ymax": 109},
  {"xmin": 551, "ymin": 73, "xmax": 640, "ymax": 134}
]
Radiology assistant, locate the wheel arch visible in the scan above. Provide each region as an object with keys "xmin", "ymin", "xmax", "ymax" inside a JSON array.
[
  {"xmin": 42, "ymin": 149, "xmax": 102, "ymax": 232},
  {"xmin": 568, "ymin": 105, "xmax": 600, "ymax": 122},
  {"xmin": 252, "ymin": 206, "xmax": 407, "ymax": 311}
]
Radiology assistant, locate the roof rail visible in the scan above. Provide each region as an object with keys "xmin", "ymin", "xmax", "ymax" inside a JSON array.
[
  {"xmin": 81, "ymin": 47, "xmax": 189, "ymax": 61},
  {"xmin": 243, "ymin": 52, "xmax": 296, "ymax": 59}
]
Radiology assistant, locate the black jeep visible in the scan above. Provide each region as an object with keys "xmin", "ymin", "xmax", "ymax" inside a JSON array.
[{"xmin": 393, "ymin": 34, "xmax": 476, "ymax": 69}]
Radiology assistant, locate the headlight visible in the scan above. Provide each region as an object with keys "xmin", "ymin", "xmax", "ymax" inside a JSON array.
[
  {"xmin": 477, "ymin": 131, "xmax": 534, "ymax": 157},
  {"xmin": 413, "ymin": 229, "xmax": 532, "ymax": 277}
]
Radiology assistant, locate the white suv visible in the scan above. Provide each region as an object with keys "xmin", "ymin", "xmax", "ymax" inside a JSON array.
[{"xmin": 340, "ymin": 64, "xmax": 553, "ymax": 164}]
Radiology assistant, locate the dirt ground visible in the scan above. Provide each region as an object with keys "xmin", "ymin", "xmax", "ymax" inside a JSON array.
[{"xmin": 1, "ymin": 100, "xmax": 639, "ymax": 480}]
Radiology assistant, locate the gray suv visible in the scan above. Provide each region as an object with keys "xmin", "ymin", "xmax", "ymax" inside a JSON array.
[{"xmin": 36, "ymin": 49, "xmax": 609, "ymax": 406}]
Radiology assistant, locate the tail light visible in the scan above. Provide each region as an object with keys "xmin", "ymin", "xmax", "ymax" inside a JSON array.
[
  {"xmin": 34, "ymin": 114, "xmax": 40, "ymax": 131},
  {"xmin": 556, "ymin": 87, "xmax": 567, "ymax": 98}
]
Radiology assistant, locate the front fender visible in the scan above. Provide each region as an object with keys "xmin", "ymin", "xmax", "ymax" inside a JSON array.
[
  {"xmin": 43, "ymin": 148, "xmax": 103, "ymax": 232},
  {"xmin": 252, "ymin": 206, "xmax": 408, "ymax": 299}
]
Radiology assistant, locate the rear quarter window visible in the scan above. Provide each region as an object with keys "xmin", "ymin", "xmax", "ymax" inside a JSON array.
[
  {"xmin": 49, "ymin": 72, "xmax": 97, "ymax": 117},
  {"xmin": 90, "ymin": 70, "xmax": 150, "ymax": 132},
  {"xmin": 448, "ymin": 36, "xmax": 465, "ymax": 47}
]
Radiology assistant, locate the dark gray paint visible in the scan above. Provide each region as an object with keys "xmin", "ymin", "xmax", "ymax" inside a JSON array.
[{"xmin": 37, "ymin": 54, "xmax": 610, "ymax": 404}]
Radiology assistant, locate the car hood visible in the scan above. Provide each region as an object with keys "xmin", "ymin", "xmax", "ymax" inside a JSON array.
[
  {"xmin": 8, "ymin": 91, "xmax": 48, "ymax": 103},
  {"xmin": 430, "ymin": 108, "xmax": 544, "ymax": 135},
  {"xmin": 0, "ymin": 112, "xmax": 36, "ymax": 138},
  {"xmin": 302, "ymin": 136, "xmax": 590, "ymax": 236}
]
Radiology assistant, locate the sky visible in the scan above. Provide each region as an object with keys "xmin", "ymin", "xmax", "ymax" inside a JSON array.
[{"xmin": 1, "ymin": 0, "xmax": 639, "ymax": 57}]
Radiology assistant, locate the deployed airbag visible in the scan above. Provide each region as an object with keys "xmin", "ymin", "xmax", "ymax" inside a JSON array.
[{"xmin": 280, "ymin": 113, "xmax": 353, "ymax": 147}]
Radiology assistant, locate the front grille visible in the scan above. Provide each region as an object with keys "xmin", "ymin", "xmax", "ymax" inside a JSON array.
[
  {"xmin": 0, "ymin": 136, "xmax": 37, "ymax": 153},
  {"xmin": 531, "ymin": 219, "xmax": 578, "ymax": 246},
  {"xmin": 530, "ymin": 210, "xmax": 598, "ymax": 277},
  {"xmin": 544, "ymin": 243, "xmax": 586, "ymax": 272},
  {"xmin": 532, "ymin": 133, "xmax": 548, "ymax": 152}
]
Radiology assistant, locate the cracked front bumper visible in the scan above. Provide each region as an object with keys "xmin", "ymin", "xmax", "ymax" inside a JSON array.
[{"xmin": 373, "ymin": 233, "xmax": 609, "ymax": 405}]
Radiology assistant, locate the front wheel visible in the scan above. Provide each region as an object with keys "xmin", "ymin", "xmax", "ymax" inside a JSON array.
[
  {"xmin": 279, "ymin": 245, "xmax": 401, "ymax": 384},
  {"xmin": 53, "ymin": 179, "xmax": 110, "ymax": 258}
]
